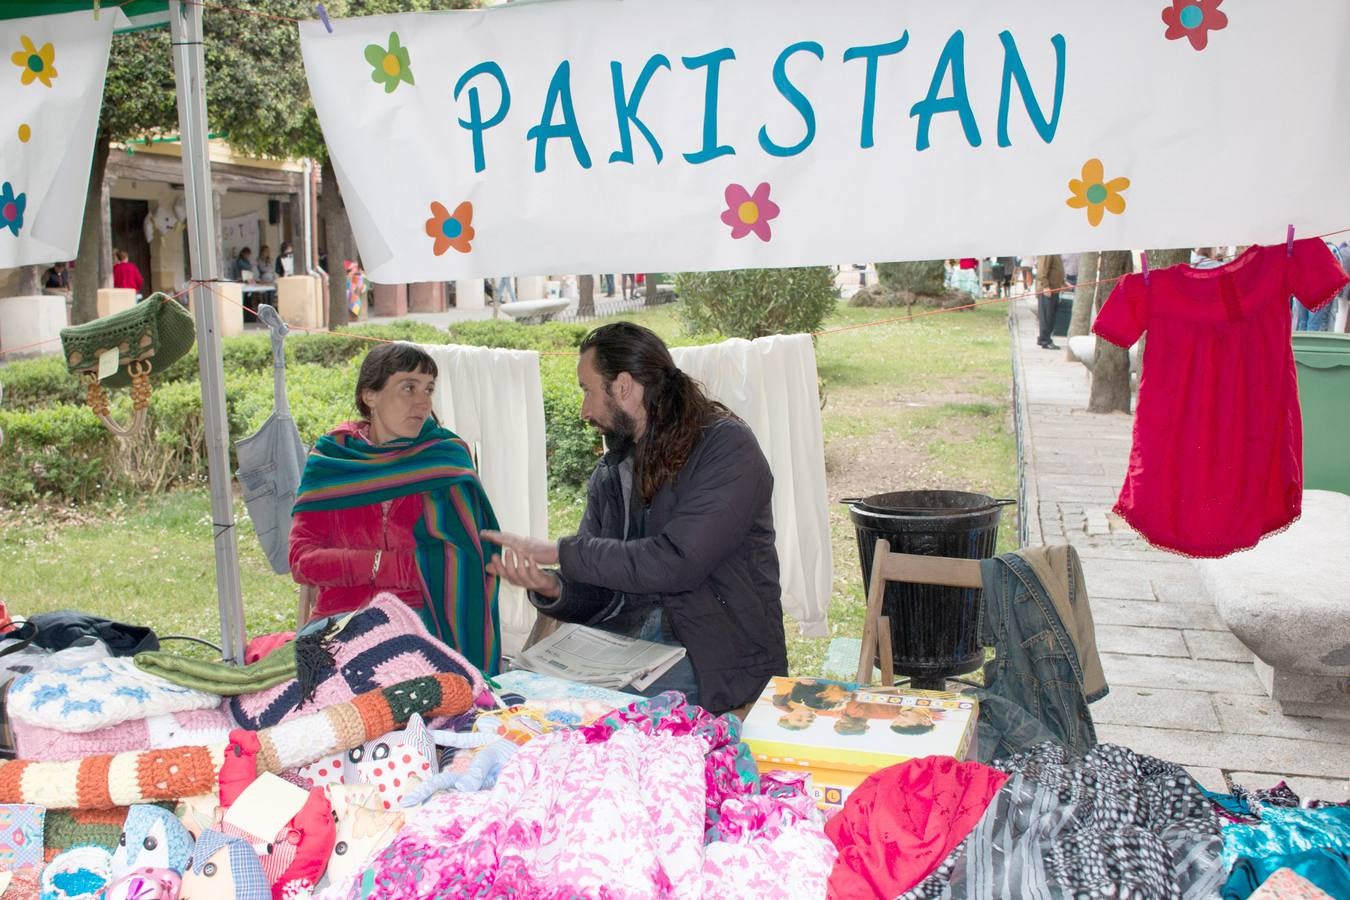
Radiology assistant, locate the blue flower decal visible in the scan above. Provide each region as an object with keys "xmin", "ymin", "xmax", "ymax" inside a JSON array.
[{"xmin": 0, "ymin": 181, "xmax": 25, "ymax": 237}]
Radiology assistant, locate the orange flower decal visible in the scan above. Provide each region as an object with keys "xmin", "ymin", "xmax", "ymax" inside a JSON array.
[
  {"xmin": 1066, "ymin": 159, "xmax": 1130, "ymax": 227},
  {"xmin": 425, "ymin": 200, "xmax": 474, "ymax": 255}
]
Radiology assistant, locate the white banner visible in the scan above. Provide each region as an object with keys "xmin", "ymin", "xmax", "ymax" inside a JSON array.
[
  {"xmin": 301, "ymin": 0, "xmax": 1350, "ymax": 283},
  {"xmin": 0, "ymin": 11, "xmax": 115, "ymax": 268}
]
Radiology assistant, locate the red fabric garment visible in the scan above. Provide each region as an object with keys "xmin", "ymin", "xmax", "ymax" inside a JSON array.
[
  {"xmin": 1093, "ymin": 239, "xmax": 1349, "ymax": 557},
  {"xmin": 958, "ymin": 257, "xmax": 978, "ymax": 270},
  {"xmin": 824, "ymin": 755, "xmax": 1008, "ymax": 900},
  {"xmin": 244, "ymin": 631, "xmax": 295, "ymax": 665},
  {"xmin": 288, "ymin": 492, "xmax": 427, "ymax": 616},
  {"xmin": 112, "ymin": 260, "xmax": 144, "ymax": 292}
]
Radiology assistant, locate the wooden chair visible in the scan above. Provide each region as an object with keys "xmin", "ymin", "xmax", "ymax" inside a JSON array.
[{"xmin": 855, "ymin": 539, "xmax": 983, "ymax": 687}]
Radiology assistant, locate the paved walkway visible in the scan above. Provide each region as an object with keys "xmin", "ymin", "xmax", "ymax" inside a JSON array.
[{"xmin": 1010, "ymin": 295, "xmax": 1350, "ymax": 801}]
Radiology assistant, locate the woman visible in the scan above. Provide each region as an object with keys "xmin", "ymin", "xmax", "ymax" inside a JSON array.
[
  {"xmin": 276, "ymin": 241, "xmax": 295, "ymax": 278},
  {"xmin": 256, "ymin": 245, "xmax": 276, "ymax": 283},
  {"xmin": 289, "ymin": 343, "xmax": 502, "ymax": 674}
]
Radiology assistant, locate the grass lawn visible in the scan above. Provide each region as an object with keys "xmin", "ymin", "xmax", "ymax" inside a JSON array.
[{"xmin": 0, "ymin": 300, "xmax": 1015, "ymax": 671}]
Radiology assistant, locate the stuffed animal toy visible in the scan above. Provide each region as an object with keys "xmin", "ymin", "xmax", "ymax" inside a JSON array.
[
  {"xmin": 175, "ymin": 794, "xmax": 221, "ymax": 839},
  {"xmin": 320, "ymin": 784, "xmax": 404, "ymax": 889},
  {"xmin": 150, "ymin": 202, "xmax": 178, "ymax": 237},
  {"xmin": 111, "ymin": 804, "xmax": 194, "ymax": 880},
  {"xmin": 102, "ymin": 867, "xmax": 181, "ymax": 900},
  {"xmin": 296, "ymin": 714, "xmax": 438, "ymax": 810},
  {"xmin": 40, "ymin": 846, "xmax": 112, "ymax": 900},
  {"xmin": 178, "ymin": 831, "xmax": 268, "ymax": 900},
  {"xmin": 217, "ymin": 779, "xmax": 335, "ymax": 896}
]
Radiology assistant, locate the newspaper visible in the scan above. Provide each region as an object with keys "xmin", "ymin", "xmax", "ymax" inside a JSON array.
[{"xmin": 515, "ymin": 624, "xmax": 687, "ymax": 691}]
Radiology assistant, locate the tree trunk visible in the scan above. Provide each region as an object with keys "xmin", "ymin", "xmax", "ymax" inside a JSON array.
[
  {"xmin": 1088, "ymin": 250, "xmax": 1134, "ymax": 413},
  {"xmin": 1064, "ymin": 251, "xmax": 1099, "ymax": 360},
  {"xmin": 644, "ymin": 273, "xmax": 658, "ymax": 306},
  {"xmin": 17, "ymin": 265, "xmax": 43, "ymax": 295},
  {"xmin": 319, "ymin": 162, "xmax": 357, "ymax": 329},
  {"xmin": 1067, "ymin": 252, "xmax": 1099, "ymax": 336},
  {"xmin": 1146, "ymin": 248, "xmax": 1191, "ymax": 269},
  {"xmin": 72, "ymin": 138, "xmax": 112, "ymax": 325},
  {"xmin": 578, "ymin": 274, "xmax": 594, "ymax": 317}
]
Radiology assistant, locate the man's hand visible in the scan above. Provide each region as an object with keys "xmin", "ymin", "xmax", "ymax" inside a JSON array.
[
  {"xmin": 481, "ymin": 530, "xmax": 561, "ymax": 599},
  {"xmin": 481, "ymin": 530, "xmax": 560, "ymax": 566}
]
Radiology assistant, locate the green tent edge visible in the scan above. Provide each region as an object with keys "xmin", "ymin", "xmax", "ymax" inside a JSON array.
[{"xmin": 0, "ymin": 1, "xmax": 170, "ymax": 34}]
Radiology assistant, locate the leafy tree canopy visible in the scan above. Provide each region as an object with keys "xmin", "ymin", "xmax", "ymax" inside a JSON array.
[{"xmin": 103, "ymin": 0, "xmax": 477, "ymax": 158}]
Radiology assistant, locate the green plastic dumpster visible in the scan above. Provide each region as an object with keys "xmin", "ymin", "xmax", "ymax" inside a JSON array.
[{"xmin": 1294, "ymin": 332, "xmax": 1350, "ymax": 496}]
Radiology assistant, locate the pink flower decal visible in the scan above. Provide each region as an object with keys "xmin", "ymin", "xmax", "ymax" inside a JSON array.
[
  {"xmin": 720, "ymin": 182, "xmax": 780, "ymax": 242},
  {"xmin": 1162, "ymin": 0, "xmax": 1228, "ymax": 51}
]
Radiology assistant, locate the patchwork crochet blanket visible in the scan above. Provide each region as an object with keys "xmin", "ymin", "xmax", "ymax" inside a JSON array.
[
  {"xmin": 0, "ymin": 673, "xmax": 472, "ymax": 810},
  {"xmin": 7, "ymin": 657, "xmax": 220, "ymax": 733},
  {"xmin": 229, "ymin": 593, "xmax": 486, "ymax": 730}
]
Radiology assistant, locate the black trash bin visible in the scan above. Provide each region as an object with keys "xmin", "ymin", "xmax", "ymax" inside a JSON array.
[{"xmin": 843, "ymin": 491, "xmax": 1013, "ymax": 689}]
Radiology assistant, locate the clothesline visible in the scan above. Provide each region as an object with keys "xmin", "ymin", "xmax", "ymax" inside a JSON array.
[{"xmin": 5, "ymin": 229, "xmax": 1349, "ymax": 361}]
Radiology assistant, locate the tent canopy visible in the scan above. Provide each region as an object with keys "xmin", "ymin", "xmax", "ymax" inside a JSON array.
[
  {"xmin": 0, "ymin": 1, "xmax": 169, "ymax": 33},
  {"xmin": 4, "ymin": 0, "xmax": 245, "ymax": 661}
]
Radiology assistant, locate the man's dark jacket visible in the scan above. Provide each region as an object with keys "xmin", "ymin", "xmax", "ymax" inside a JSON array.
[{"xmin": 535, "ymin": 416, "xmax": 788, "ymax": 713}]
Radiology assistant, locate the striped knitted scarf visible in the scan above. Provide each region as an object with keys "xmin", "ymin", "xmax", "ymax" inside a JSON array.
[{"xmin": 293, "ymin": 418, "xmax": 501, "ymax": 675}]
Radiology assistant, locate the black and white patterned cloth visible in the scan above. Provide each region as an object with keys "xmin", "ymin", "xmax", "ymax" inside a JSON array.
[{"xmin": 899, "ymin": 743, "xmax": 1226, "ymax": 900}]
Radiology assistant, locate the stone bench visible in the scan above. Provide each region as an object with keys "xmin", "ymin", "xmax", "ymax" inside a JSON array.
[
  {"xmin": 1196, "ymin": 490, "xmax": 1350, "ymax": 719},
  {"xmin": 0, "ymin": 294, "xmax": 67, "ymax": 359},
  {"xmin": 500, "ymin": 298, "xmax": 570, "ymax": 324}
]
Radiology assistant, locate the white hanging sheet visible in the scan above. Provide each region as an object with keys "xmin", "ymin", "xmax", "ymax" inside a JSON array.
[
  {"xmin": 671, "ymin": 334, "xmax": 831, "ymax": 636},
  {"xmin": 421, "ymin": 344, "xmax": 549, "ymax": 656}
]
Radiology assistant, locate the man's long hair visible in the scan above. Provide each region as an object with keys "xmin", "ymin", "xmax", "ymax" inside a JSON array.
[{"xmin": 580, "ymin": 322, "xmax": 733, "ymax": 502}]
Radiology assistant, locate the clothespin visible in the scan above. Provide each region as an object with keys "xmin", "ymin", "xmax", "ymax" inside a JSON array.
[
  {"xmin": 316, "ymin": 2, "xmax": 333, "ymax": 33},
  {"xmin": 93, "ymin": 0, "xmax": 100, "ymax": 21},
  {"xmin": 1141, "ymin": 251, "xmax": 1150, "ymax": 285},
  {"xmin": 1287, "ymin": 224, "xmax": 1296, "ymax": 257}
]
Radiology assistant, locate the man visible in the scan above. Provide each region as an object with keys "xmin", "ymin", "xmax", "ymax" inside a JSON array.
[
  {"xmin": 1034, "ymin": 253, "xmax": 1066, "ymax": 349},
  {"xmin": 43, "ymin": 261, "xmax": 72, "ymax": 295},
  {"xmin": 483, "ymin": 322, "xmax": 788, "ymax": 714}
]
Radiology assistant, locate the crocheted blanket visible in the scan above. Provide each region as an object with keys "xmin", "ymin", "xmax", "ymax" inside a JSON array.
[
  {"xmin": 6, "ymin": 657, "xmax": 220, "ymax": 733},
  {"xmin": 0, "ymin": 673, "xmax": 472, "ymax": 810},
  {"xmin": 12, "ymin": 707, "xmax": 233, "ymax": 762},
  {"xmin": 229, "ymin": 593, "xmax": 486, "ymax": 730}
]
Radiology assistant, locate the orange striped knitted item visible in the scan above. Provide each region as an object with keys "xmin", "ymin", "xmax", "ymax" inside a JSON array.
[{"xmin": 0, "ymin": 673, "xmax": 473, "ymax": 809}]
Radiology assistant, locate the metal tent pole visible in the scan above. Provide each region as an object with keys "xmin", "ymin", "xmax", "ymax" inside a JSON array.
[{"xmin": 170, "ymin": 0, "xmax": 246, "ymax": 663}]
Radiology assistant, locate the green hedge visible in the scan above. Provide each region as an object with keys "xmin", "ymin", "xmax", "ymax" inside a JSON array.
[
  {"xmin": 0, "ymin": 321, "xmax": 601, "ymax": 504},
  {"xmin": 675, "ymin": 267, "xmax": 838, "ymax": 339},
  {"xmin": 0, "ymin": 403, "xmax": 117, "ymax": 503}
]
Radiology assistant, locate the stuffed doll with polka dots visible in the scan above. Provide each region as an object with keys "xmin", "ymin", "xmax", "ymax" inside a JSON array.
[{"xmin": 295, "ymin": 714, "xmax": 438, "ymax": 810}]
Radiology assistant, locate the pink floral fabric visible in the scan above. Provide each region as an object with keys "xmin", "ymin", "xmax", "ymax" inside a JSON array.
[
  {"xmin": 315, "ymin": 693, "xmax": 837, "ymax": 899},
  {"xmin": 337, "ymin": 729, "xmax": 707, "ymax": 898},
  {"xmin": 579, "ymin": 692, "xmax": 762, "ymax": 841},
  {"xmin": 317, "ymin": 696, "xmax": 837, "ymax": 895}
]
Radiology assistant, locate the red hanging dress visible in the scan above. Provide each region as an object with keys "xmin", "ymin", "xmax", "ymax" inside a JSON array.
[{"xmin": 1092, "ymin": 239, "xmax": 1348, "ymax": 558}]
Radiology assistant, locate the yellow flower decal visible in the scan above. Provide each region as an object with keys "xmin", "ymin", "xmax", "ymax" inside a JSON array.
[
  {"xmin": 11, "ymin": 35, "xmax": 57, "ymax": 88},
  {"xmin": 1066, "ymin": 159, "xmax": 1130, "ymax": 227}
]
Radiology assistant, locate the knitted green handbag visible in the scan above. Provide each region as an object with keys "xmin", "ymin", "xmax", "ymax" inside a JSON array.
[{"xmin": 59, "ymin": 293, "xmax": 196, "ymax": 436}]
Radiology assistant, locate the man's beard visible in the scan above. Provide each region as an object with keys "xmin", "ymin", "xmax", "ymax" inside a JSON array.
[{"xmin": 600, "ymin": 395, "xmax": 638, "ymax": 457}]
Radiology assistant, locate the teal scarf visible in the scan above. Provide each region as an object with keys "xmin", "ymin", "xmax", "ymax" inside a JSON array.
[{"xmin": 293, "ymin": 418, "xmax": 501, "ymax": 675}]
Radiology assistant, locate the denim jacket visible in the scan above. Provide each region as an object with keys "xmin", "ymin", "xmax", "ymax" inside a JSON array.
[{"xmin": 973, "ymin": 547, "xmax": 1106, "ymax": 763}]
